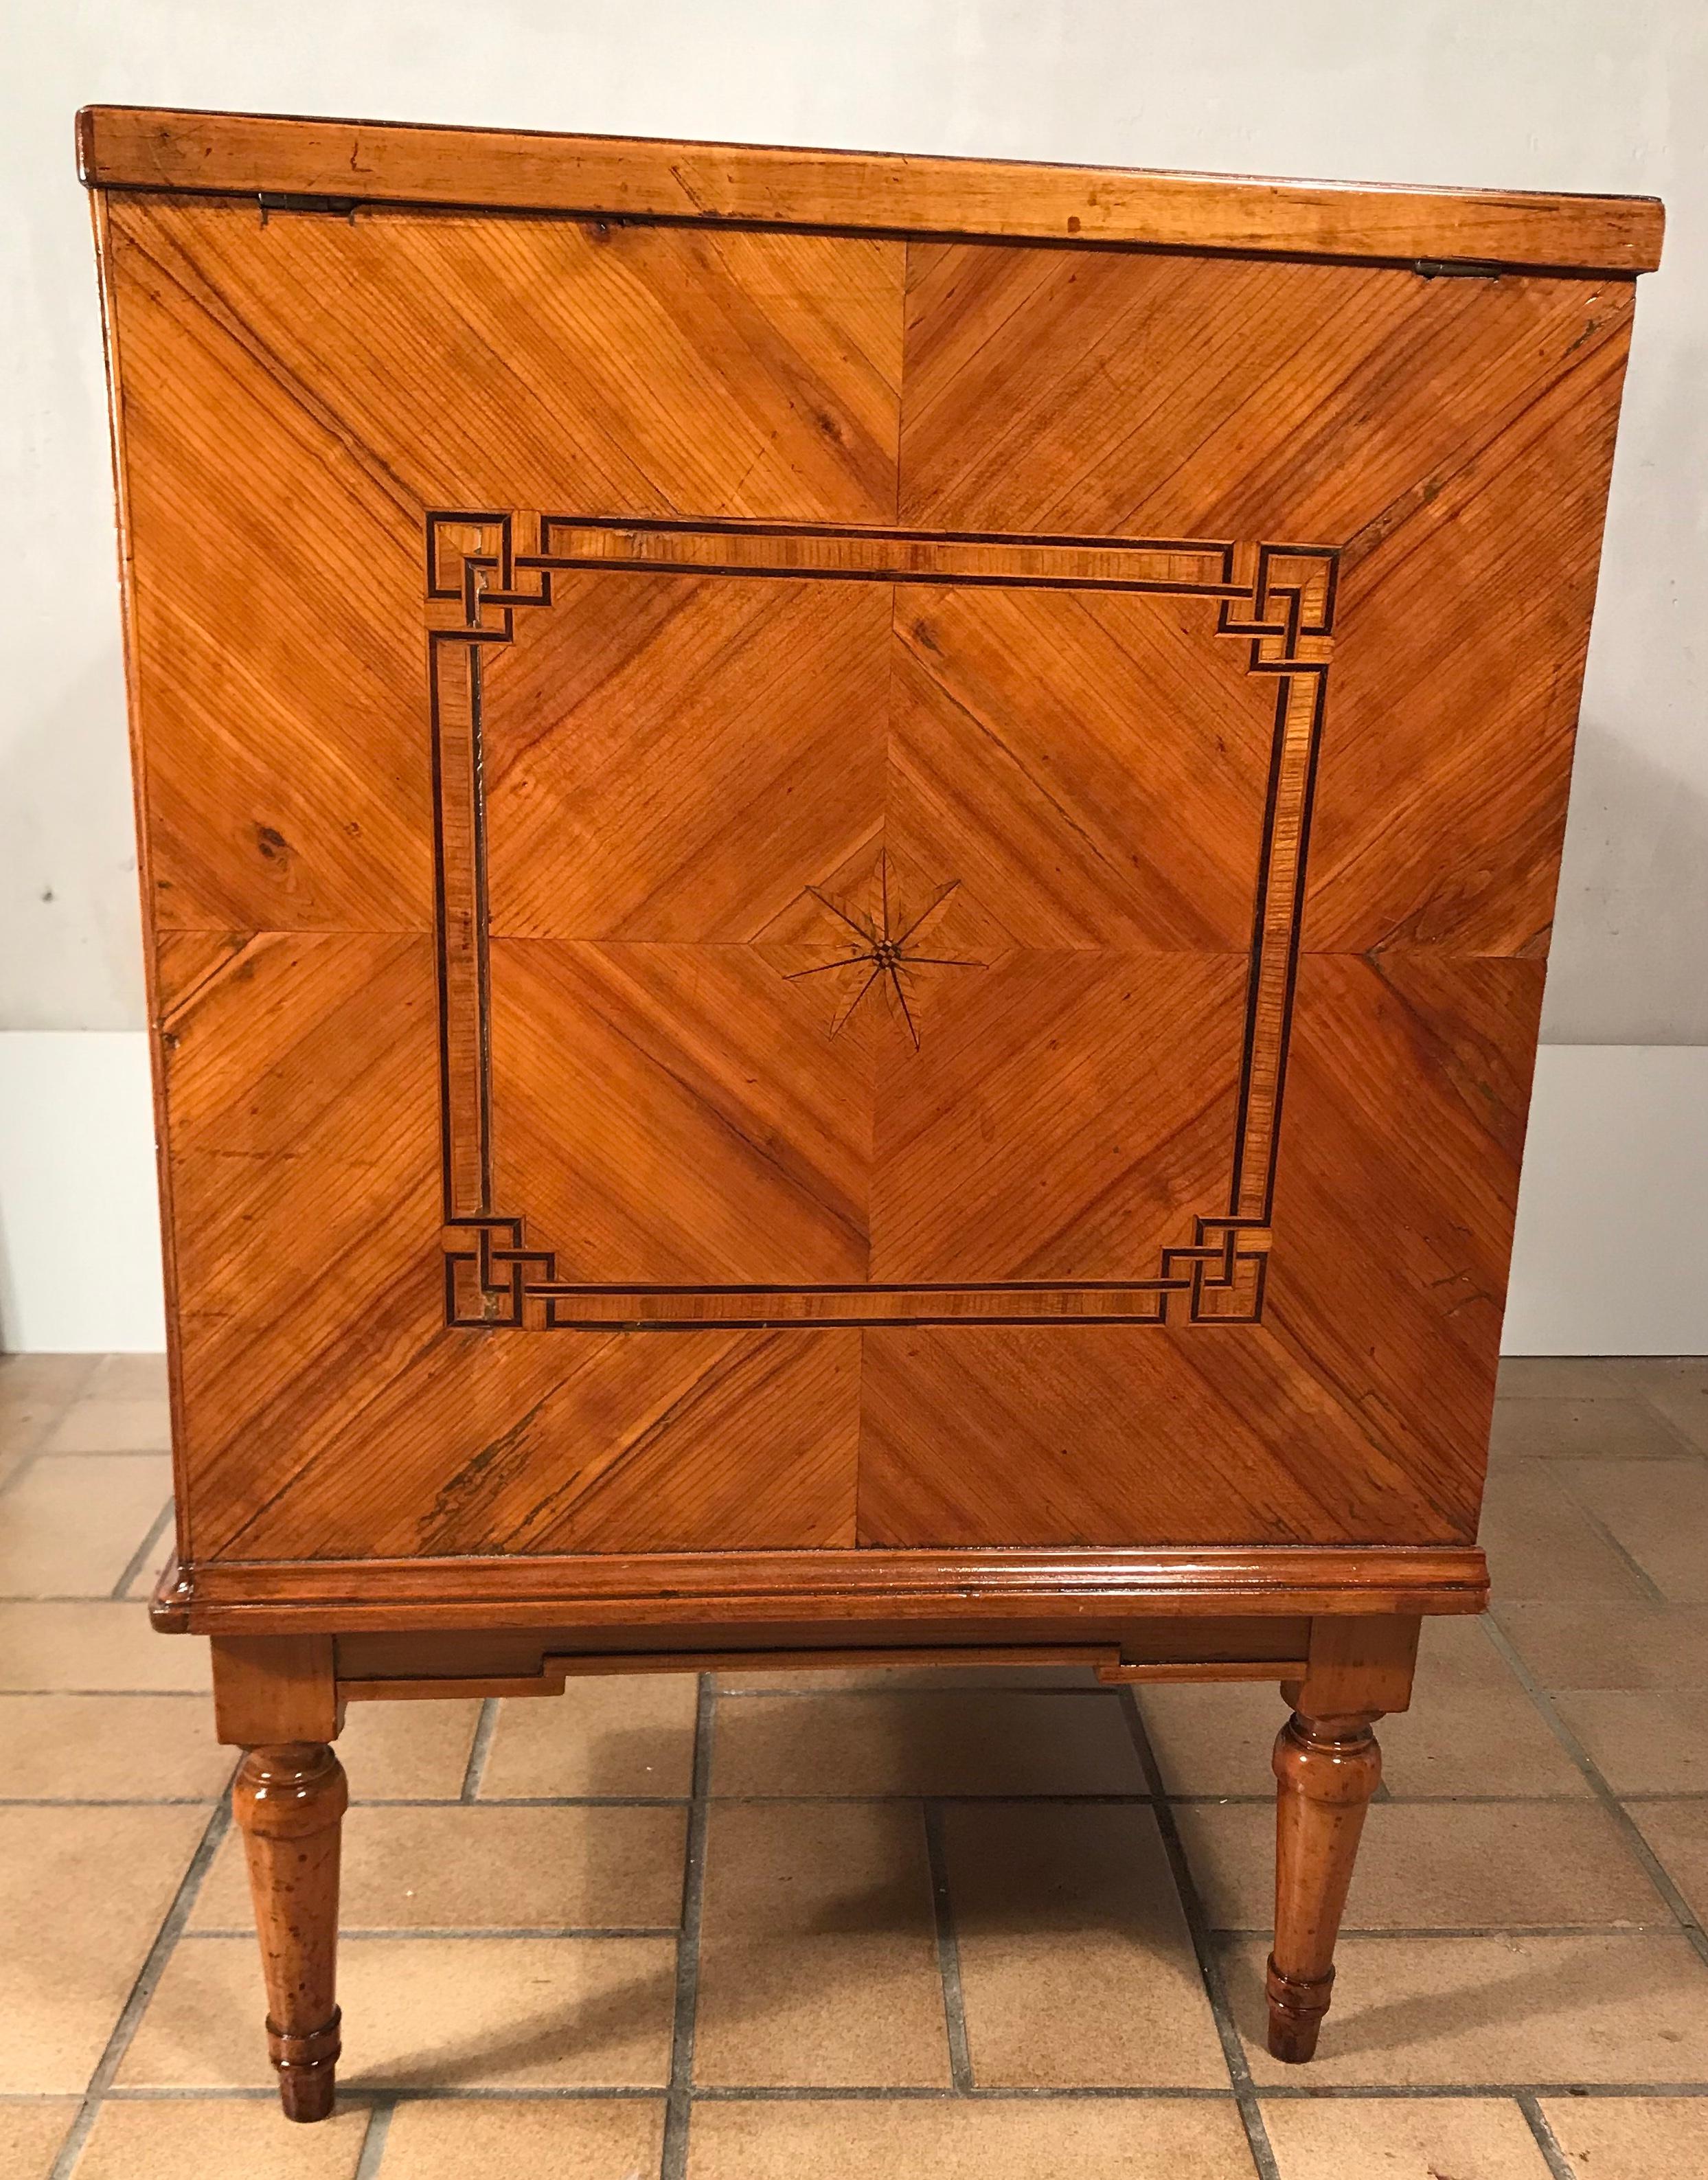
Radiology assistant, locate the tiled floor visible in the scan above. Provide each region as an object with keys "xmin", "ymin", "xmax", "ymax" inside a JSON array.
[{"xmin": 1, "ymin": 1354, "xmax": 1706, "ymax": 2179}]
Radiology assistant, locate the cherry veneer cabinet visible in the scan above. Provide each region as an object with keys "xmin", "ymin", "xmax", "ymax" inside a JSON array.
[{"xmin": 82, "ymin": 104, "xmax": 1662, "ymax": 2117}]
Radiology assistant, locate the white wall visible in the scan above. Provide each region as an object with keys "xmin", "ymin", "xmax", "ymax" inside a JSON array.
[{"xmin": 1, "ymin": 1, "xmax": 1703, "ymax": 1347}]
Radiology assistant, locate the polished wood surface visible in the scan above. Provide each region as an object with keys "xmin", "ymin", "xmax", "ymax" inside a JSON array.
[
  {"xmin": 1268, "ymin": 1710, "xmax": 1385, "ymax": 2063},
  {"xmin": 96, "ymin": 186, "xmax": 1626, "ymax": 1585},
  {"xmin": 155, "ymin": 1544, "xmax": 1488, "ymax": 1632},
  {"xmin": 87, "ymin": 110, "xmax": 1656, "ymax": 2107},
  {"xmin": 1266, "ymin": 1613, "xmax": 1420, "ymax": 2059},
  {"xmin": 233, "ymin": 1743, "xmax": 346, "ymax": 2121},
  {"xmin": 78, "ymin": 105, "xmax": 1663, "ymax": 271}
]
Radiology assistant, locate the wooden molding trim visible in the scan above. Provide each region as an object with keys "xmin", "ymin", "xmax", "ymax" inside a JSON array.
[
  {"xmin": 152, "ymin": 1545, "xmax": 1488, "ymax": 1635},
  {"xmin": 77, "ymin": 107, "xmax": 1663, "ymax": 274},
  {"xmin": 339, "ymin": 1644, "xmax": 1313, "ymax": 1701}
]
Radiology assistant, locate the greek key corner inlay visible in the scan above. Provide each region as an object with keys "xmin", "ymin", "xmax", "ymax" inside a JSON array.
[{"xmin": 424, "ymin": 510, "xmax": 1337, "ymax": 1332}]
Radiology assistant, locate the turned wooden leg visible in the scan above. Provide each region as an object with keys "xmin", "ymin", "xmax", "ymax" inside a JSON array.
[
  {"xmin": 234, "ymin": 1742, "xmax": 347, "ymax": 2120},
  {"xmin": 1266, "ymin": 1706, "xmax": 1382, "ymax": 2061}
]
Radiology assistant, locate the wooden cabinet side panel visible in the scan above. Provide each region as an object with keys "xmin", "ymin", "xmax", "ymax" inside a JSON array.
[{"xmin": 97, "ymin": 196, "xmax": 1639, "ymax": 1572}]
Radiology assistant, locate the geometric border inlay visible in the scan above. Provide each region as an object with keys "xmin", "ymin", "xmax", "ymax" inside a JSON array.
[{"xmin": 424, "ymin": 512, "xmax": 1337, "ymax": 1331}]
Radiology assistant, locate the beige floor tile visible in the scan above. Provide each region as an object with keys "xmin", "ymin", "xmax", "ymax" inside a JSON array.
[
  {"xmin": 1540, "ymin": 2096, "xmax": 1708, "ymax": 2179},
  {"xmin": 0, "ymin": 1456, "xmax": 171, "ymax": 1598},
  {"xmin": 687, "ymin": 2096, "xmax": 1251, "ymax": 2179},
  {"xmin": 1493, "ymin": 1602, "xmax": 1708, "ymax": 1690},
  {"xmin": 0, "ymin": 1603, "xmax": 209, "ymax": 1692},
  {"xmin": 1497, "ymin": 1358, "xmax": 1636, "ymax": 1399},
  {"xmin": 0, "ymin": 1416, "xmax": 56, "ymax": 1465},
  {"xmin": 1644, "ymin": 1379, "xmax": 1708, "ymax": 1455},
  {"xmin": 1372, "ymin": 1620, "xmax": 1589, "ymax": 1795},
  {"xmin": 1177, "ymin": 1802, "xmax": 1666, "ymax": 1931},
  {"xmin": 119, "ymin": 1934, "xmax": 676, "ymax": 2089},
  {"xmin": 1628, "ymin": 1802, "xmax": 1708, "ymax": 1922},
  {"xmin": 85, "ymin": 1353, "xmax": 170, "ymax": 1400},
  {"xmin": 480, "ymin": 1677, "xmax": 697, "ymax": 1798},
  {"xmin": 710, "ymin": 1689, "xmax": 1146, "ymax": 1797},
  {"xmin": 1137, "ymin": 1622, "xmax": 1575, "ymax": 1802},
  {"xmin": 1262, "ymin": 2094, "xmax": 1553, "ymax": 2177},
  {"xmin": 0, "ymin": 1356, "xmax": 98, "ymax": 1404},
  {"xmin": 0, "ymin": 1804, "xmax": 208, "ymax": 2091},
  {"xmin": 337, "ymin": 1698, "xmax": 482, "ymax": 1800},
  {"xmin": 1379, "ymin": 1683, "xmax": 1591, "ymax": 1799},
  {"xmin": 1410, "ymin": 1616, "xmax": 1529, "ymax": 1692},
  {"xmin": 0, "ymin": 1357, "xmax": 97, "ymax": 1457},
  {"xmin": 1227, "ymin": 1933, "xmax": 1708, "ymax": 2085},
  {"xmin": 1551, "ymin": 1459, "xmax": 1708, "ymax": 1602},
  {"xmin": 946, "ymin": 1802, "xmax": 1227, "ymax": 2087},
  {"xmin": 0, "ymin": 2100, "xmax": 78, "ymax": 2180},
  {"xmin": 192, "ymin": 1803, "xmax": 686, "ymax": 1930},
  {"xmin": 380, "ymin": 2098, "xmax": 665, "ymax": 2180},
  {"xmin": 1490, "ymin": 1399, "xmax": 1697, "ymax": 1462},
  {"xmin": 0, "ymin": 1694, "xmax": 231, "ymax": 1800},
  {"xmin": 694, "ymin": 1800, "xmax": 947, "ymax": 2087},
  {"xmin": 1553, "ymin": 1690, "xmax": 1708, "ymax": 1793},
  {"xmin": 1134, "ymin": 1680, "xmax": 1282, "ymax": 1798},
  {"xmin": 74, "ymin": 2097, "xmax": 369, "ymax": 2179},
  {"xmin": 41, "ymin": 1398, "xmax": 171, "ymax": 1454},
  {"xmin": 1479, "ymin": 1460, "xmax": 1654, "ymax": 1602}
]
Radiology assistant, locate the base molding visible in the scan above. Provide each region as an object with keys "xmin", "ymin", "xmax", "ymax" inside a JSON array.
[{"xmin": 155, "ymin": 1543, "xmax": 1488, "ymax": 1636}]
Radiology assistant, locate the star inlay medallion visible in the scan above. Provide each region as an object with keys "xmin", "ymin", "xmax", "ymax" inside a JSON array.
[{"xmin": 786, "ymin": 852, "xmax": 984, "ymax": 1048}]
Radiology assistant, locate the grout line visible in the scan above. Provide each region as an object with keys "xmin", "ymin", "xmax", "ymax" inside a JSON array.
[
  {"xmin": 182, "ymin": 1926, "xmax": 682, "ymax": 1942},
  {"xmin": 0, "ymin": 1367, "xmax": 102, "ymax": 1483},
  {"xmin": 0, "ymin": 1797, "xmax": 230, "ymax": 1808},
  {"xmin": 1480, "ymin": 1616, "xmax": 1708, "ymax": 1968},
  {"xmin": 47, "ymin": 1794, "xmax": 232, "ymax": 2179},
  {"xmin": 1542, "ymin": 1477, "xmax": 1670, "ymax": 1604},
  {"xmin": 685, "ymin": 2082, "xmax": 1238, "ymax": 2102},
  {"xmin": 8, "ymin": 1782, "xmax": 1708, "ymax": 1810},
  {"xmin": 1626, "ymin": 1387, "xmax": 1708, "ymax": 1460},
  {"xmin": 25, "ymin": 1446, "xmax": 174, "ymax": 1459},
  {"xmin": 1518, "ymin": 2089, "xmax": 1580, "ymax": 2180},
  {"xmin": 162, "ymin": 1918, "xmax": 1695, "ymax": 1944},
  {"xmin": 0, "ymin": 1449, "xmax": 52, "ymax": 1501},
  {"xmin": 659, "ymin": 1672, "xmax": 716, "ymax": 2180},
  {"xmin": 352, "ymin": 2096, "xmax": 396, "ymax": 2179},
  {"xmin": 1212, "ymin": 1923, "xmax": 1684, "ymax": 1940},
  {"xmin": 1255, "ymin": 2079, "xmax": 1708, "ymax": 2100},
  {"xmin": 922, "ymin": 1802, "xmax": 975, "ymax": 2091},
  {"xmin": 5, "ymin": 1597, "xmax": 183, "ymax": 1606},
  {"xmin": 110, "ymin": 1500, "xmax": 177, "ymax": 1604},
  {"xmin": 459, "ymin": 1699, "xmax": 500, "ymax": 1801},
  {"xmin": 38, "ymin": 2079, "xmax": 1708, "ymax": 2104},
  {"xmin": 0, "ymin": 1683, "xmax": 209, "ymax": 1700},
  {"xmin": 1118, "ymin": 1689, "xmax": 1281, "ymax": 2180}
]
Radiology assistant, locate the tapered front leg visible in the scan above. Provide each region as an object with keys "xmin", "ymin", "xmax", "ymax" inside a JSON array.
[
  {"xmin": 1266, "ymin": 1706, "xmax": 1382, "ymax": 2062},
  {"xmin": 234, "ymin": 1743, "xmax": 347, "ymax": 2120}
]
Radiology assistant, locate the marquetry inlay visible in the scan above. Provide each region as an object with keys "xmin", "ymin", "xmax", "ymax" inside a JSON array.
[
  {"xmin": 784, "ymin": 857, "xmax": 984, "ymax": 1048},
  {"xmin": 426, "ymin": 511, "xmax": 1336, "ymax": 1332}
]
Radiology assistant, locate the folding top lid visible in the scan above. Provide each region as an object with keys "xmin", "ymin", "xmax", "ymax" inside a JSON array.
[{"xmin": 77, "ymin": 105, "xmax": 1663, "ymax": 275}]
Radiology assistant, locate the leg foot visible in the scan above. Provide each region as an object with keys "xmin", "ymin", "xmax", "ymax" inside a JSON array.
[
  {"xmin": 1266, "ymin": 1709, "xmax": 1381, "ymax": 2064},
  {"xmin": 234, "ymin": 1742, "xmax": 346, "ymax": 2122}
]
